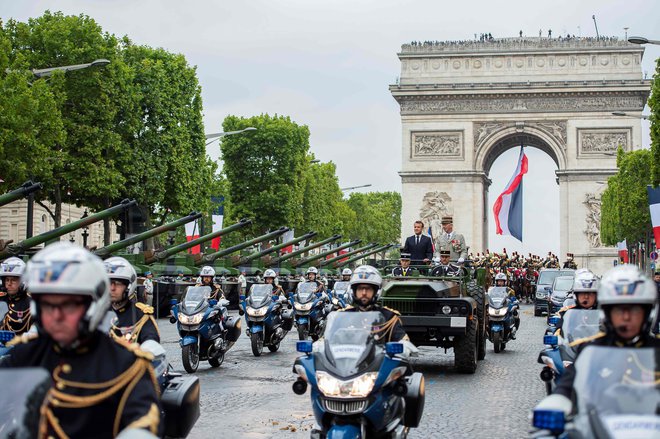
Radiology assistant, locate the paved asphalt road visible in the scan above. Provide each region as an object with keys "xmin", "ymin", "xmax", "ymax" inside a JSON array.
[{"xmin": 159, "ymin": 303, "xmax": 547, "ymax": 438}]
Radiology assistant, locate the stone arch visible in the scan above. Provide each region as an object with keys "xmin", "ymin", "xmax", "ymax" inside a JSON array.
[{"xmin": 474, "ymin": 125, "xmax": 567, "ymax": 174}]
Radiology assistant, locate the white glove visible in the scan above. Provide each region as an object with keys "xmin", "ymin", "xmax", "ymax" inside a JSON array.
[{"xmin": 457, "ymin": 257, "xmax": 465, "ymax": 264}]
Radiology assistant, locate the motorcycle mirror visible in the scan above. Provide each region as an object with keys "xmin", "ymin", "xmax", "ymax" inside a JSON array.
[
  {"xmin": 239, "ymin": 295, "xmax": 246, "ymax": 301},
  {"xmin": 169, "ymin": 299, "xmax": 178, "ymax": 306}
]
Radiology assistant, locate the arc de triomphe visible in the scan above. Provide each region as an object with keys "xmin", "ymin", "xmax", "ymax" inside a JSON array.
[{"xmin": 390, "ymin": 37, "xmax": 651, "ymax": 273}]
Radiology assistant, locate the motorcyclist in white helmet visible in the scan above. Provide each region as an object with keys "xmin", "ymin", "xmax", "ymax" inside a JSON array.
[
  {"xmin": 106, "ymin": 256, "xmax": 160, "ymax": 344},
  {"xmin": 263, "ymin": 269, "xmax": 284, "ymax": 296},
  {"xmin": 341, "ymin": 268, "xmax": 352, "ymax": 282},
  {"xmin": 305, "ymin": 266, "xmax": 324, "ymax": 292},
  {"xmin": 0, "ymin": 243, "xmax": 162, "ymax": 437},
  {"xmin": 490, "ymin": 272, "xmax": 520, "ymax": 334},
  {"xmin": 196, "ymin": 266, "xmax": 224, "ymax": 300},
  {"xmin": 0, "ymin": 257, "xmax": 32, "ymax": 335}
]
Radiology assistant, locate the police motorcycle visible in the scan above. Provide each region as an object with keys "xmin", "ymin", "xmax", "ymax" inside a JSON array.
[
  {"xmin": 170, "ymin": 285, "xmax": 241, "ymax": 373},
  {"xmin": 239, "ymin": 283, "xmax": 293, "ymax": 357},
  {"xmin": 532, "ymin": 346, "xmax": 659, "ymax": 439},
  {"xmin": 292, "ymin": 311, "xmax": 425, "ymax": 439},
  {"xmin": 329, "ymin": 280, "xmax": 351, "ymax": 310},
  {"xmin": 290, "ymin": 281, "xmax": 331, "ymax": 341},
  {"xmin": 486, "ymin": 286, "xmax": 519, "ymax": 353},
  {"xmin": 538, "ymin": 309, "xmax": 601, "ymax": 395}
]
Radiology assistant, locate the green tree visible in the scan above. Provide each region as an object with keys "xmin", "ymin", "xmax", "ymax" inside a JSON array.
[
  {"xmin": 650, "ymin": 57, "xmax": 660, "ymax": 187},
  {"xmin": 221, "ymin": 114, "xmax": 310, "ymax": 236},
  {"xmin": 300, "ymin": 161, "xmax": 346, "ymax": 237},
  {"xmin": 346, "ymin": 192, "xmax": 401, "ymax": 244}
]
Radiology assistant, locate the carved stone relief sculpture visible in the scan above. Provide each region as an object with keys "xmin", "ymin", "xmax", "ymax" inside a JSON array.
[
  {"xmin": 578, "ymin": 129, "xmax": 631, "ymax": 154},
  {"xmin": 583, "ymin": 193, "xmax": 602, "ymax": 248},
  {"xmin": 419, "ymin": 191, "xmax": 452, "ymax": 250},
  {"xmin": 411, "ymin": 131, "xmax": 463, "ymax": 159}
]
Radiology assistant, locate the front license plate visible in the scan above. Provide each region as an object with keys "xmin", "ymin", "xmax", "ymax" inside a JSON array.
[{"xmin": 450, "ymin": 317, "xmax": 466, "ymax": 328}]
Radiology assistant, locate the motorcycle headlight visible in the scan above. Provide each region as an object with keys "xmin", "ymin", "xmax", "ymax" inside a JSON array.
[
  {"xmin": 488, "ymin": 307, "xmax": 507, "ymax": 317},
  {"xmin": 294, "ymin": 302, "xmax": 313, "ymax": 311},
  {"xmin": 536, "ymin": 292, "xmax": 546, "ymax": 299},
  {"xmin": 178, "ymin": 313, "xmax": 203, "ymax": 325},
  {"xmin": 316, "ymin": 371, "xmax": 378, "ymax": 398},
  {"xmin": 246, "ymin": 306, "xmax": 268, "ymax": 316}
]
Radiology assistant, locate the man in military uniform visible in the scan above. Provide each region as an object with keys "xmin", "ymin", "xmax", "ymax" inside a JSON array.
[
  {"xmin": 106, "ymin": 256, "xmax": 160, "ymax": 345},
  {"xmin": 0, "ymin": 257, "xmax": 33, "ymax": 335},
  {"xmin": 430, "ymin": 250, "xmax": 461, "ymax": 276},
  {"xmin": 436, "ymin": 216, "xmax": 467, "ymax": 263},
  {"xmin": 392, "ymin": 252, "xmax": 418, "ymax": 277},
  {"xmin": 196, "ymin": 265, "xmax": 224, "ymax": 300},
  {"xmin": 551, "ymin": 265, "xmax": 659, "ymax": 401},
  {"xmin": 342, "ymin": 265, "xmax": 408, "ymax": 343},
  {"xmin": 562, "ymin": 253, "xmax": 578, "ymax": 269},
  {"xmin": 0, "ymin": 242, "xmax": 162, "ymax": 438}
]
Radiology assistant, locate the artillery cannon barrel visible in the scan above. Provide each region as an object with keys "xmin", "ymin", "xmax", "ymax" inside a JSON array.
[
  {"xmin": 237, "ymin": 231, "xmax": 317, "ymax": 266},
  {"xmin": 335, "ymin": 244, "xmax": 394, "ymax": 268},
  {"xmin": 267, "ymin": 234, "xmax": 342, "ymax": 266},
  {"xmin": 294, "ymin": 240, "xmax": 362, "ymax": 267},
  {"xmin": 94, "ymin": 211, "xmax": 203, "ymax": 258},
  {"xmin": 0, "ymin": 181, "xmax": 43, "ymax": 207},
  {"xmin": 146, "ymin": 218, "xmax": 252, "ymax": 264},
  {"xmin": 197, "ymin": 226, "xmax": 290, "ymax": 265},
  {"xmin": 0, "ymin": 199, "xmax": 137, "ymax": 259},
  {"xmin": 320, "ymin": 243, "xmax": 380, "ymax": 267}
]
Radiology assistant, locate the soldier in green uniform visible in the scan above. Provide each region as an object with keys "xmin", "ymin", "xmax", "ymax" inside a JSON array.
[
  {"xmin": 0, "ymin": 242, "xmax": 162, "ymax": 438},
  {"xmin": 342, "ymin": 265, "xmax": 408, "ymax": 343},
  {"xmin": 0, "ymin": 257, "xmax": 33, "ymax": 335},
  {"xmin": 106, "ymin": 256, "xmax": 160, "ymax": 345}
]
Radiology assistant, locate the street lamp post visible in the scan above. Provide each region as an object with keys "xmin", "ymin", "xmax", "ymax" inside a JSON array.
[
  {"xmin": 205, "ymin": 127, "xmax": 257, "ymax": 146},
  {"xmin": 81, "ymin": 210, "xmax": 90, "ymax": 248},
  {"xmin": 612, "ymin": 112, "xmax": 651, "ymax": 120},
  {"xmin": 22, "ymin": 60, "xmax": 110, "ymax": 239},
  {"xmin": 628, "ymin": 36, "xmax": 660, "ymax": 46},
  {"xmin": 340, "ymin": 184, "xmax": 372, "ymax": 192}
]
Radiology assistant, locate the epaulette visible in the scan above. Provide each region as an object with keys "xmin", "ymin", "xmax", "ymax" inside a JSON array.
[
  {"xmin": 338, "ymin": 305, "xmax": 353, "ymax": 312},
  {"xmin": 6, "ymin": 331, "xmax": 38, "ymax": 347},
  {"xmin": 568, "ymin": 331, "xmax": 606, "ymax": 348},
  {"xmin": 135, "ymin": 302, "xmax": 154, "ymax": 314},
  {"xmin": 111, "ymin": 335, "xmax": 154, "ymax": 361},
  {"xmin": 383, "ymin": 306, "xmax": 401, "ymax": 316},
  {"xmin": 558, "ymin": 304, "xmax": 575, "ymax": 313}
]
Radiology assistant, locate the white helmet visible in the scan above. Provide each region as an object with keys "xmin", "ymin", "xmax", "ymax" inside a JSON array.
[
  {"xmin": 306, "ymin": 267, "xmax": 318, "ymax": 275},
  {"xmin": 199, "ymin": 266, "xmax": 215, "ymax": 277},
  {"xmin": 104, "ymin": 256, "xmax": 138, "ymax": 300},
  {"xmin": 494, "ymin": 272, "xmax": 507, "ymax": 282},
  {"xmin": 23, "ymin": 242, "xmax": 110, "ymax": 338},
  {"xmin": 349, "ymin": 265, "xmax": 383, "ymax": 305},
  {"xmin": 598, "ymin": 265, "xmax": 656, "ymax": 307},
  {"xmin": 0, "ymin": 257, "xmax": 26, "ymax": 278},
  {"xmin": 264, "ymin": 269, "xmax": 277, "ymax": 280},
  {"xmin": 573, "ymin": 271, "xmax": 599, "ymax": 293},
  {"xmin": 341, "ymin": 268, "xmax": 352, "ymax": 276}
]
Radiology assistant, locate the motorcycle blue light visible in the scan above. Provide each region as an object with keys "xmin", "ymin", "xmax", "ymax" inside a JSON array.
[
  {"xmin": 239, "ymin": 295, "xmax": 246, "ymax": 301},
  {"xmin": 296, "ymin": 341, "xmax": 313, "ymax": 353},
  {"xmin": 385, "ymin": 342, "xmax": 404, "ymax": 356},
  {"xmin": 169, "ymin": 299, "xmax": 177, "ymax": 306},
  {"xmin": 208, "ymin": 299, "xmax": 218, "ymax": 307},
  {"xmin": 532, "ymin": 409, "xmax": 565, "ymax": 433},
  {"xmin": 0, "ymin": 330, "xmax": 15, "ymax": 343},
  {"xmin": 548, "ymin": 316, "xmax": 560, "ymax": 326},
  {"xmin": 543, "ymin": 335, "xmax": 558, "ymax": 346}
]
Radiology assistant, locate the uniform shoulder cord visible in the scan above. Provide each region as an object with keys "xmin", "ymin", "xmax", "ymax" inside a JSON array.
[
  {"xmin": 1, "ymin": 308, "xmax": 31, "ymax": 333},
  {"xmin": 372, "ymin": 314, "xmax": 402, "ymax": 343}
]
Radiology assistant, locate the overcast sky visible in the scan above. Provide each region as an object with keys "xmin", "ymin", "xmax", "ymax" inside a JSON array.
[{"xmin": 2, "ymin": 0, "xmax": 658, "ymax": 255}]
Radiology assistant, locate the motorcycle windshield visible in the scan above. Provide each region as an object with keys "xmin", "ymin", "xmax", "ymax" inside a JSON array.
[
  {"xmin": 248, "ymin": 284, "xmax": 273, "ymax": 308},
  {"xmin": 181, "ymin": 286, "xmax": 211, "ymax": 314},
  {"xmin": 573, "ymin": 346, "xmax": 659, "ymax": 436},
  {"xmin": 0, "ymin": 302, "xmax": 7, "ymax": 321},
  {"xmin": 332, "ymin": 281, "xmax": 350, "ymax": 294},
  {"xmin": 323, "ymin": 311, "xmax": 385, "ymax": 376},
  {"xmin": 295, "ymin": 282, "xmax": 317, "ymax": 304},
  {"xmin": 561, "ymin": 309, "xmax": 601, "ymax": 344},
  {"xmin": 488, "ymin": 287, "xmax": 509, "ymax": 308}
]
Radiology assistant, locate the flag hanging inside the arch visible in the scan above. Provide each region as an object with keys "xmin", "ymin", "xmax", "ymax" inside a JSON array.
[{"xmin": 493, "ymin": 146, "xmax": 528, "ymax": 242}]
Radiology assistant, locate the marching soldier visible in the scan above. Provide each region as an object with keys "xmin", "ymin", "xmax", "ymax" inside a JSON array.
[
  {"xmin": 106, "ymin": 256, "xmax": 160, "ymax": 344},
  {"xmin": 430, "ymin": 250, "xmax": 461, "ymax": 276},
  {"xmin": 437, "ymin": 216, "xmax": 467, "ymax": 263},
  {"xmin": 0, "ymin": 242, "xmax": 162, "ymax": 438},
  {"xmin": 392, "ymin": 252, "xmax": 418, "ymax": 277},
  {"xmin": 562, "ymin": 253, "xmax": 578, "ymax": 269},
  {"xmin": 0, "ymin": 257, "xmax": 33, "ymax": 335}
]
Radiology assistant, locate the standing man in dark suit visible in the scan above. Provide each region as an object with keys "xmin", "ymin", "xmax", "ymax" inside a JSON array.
[{"xmin": 402, "ymin": 220, "xmax": 433, "ymax": 265}]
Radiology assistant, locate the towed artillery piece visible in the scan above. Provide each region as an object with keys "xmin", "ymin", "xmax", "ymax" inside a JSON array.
[
  {"xmin": 0, "ymin": 180, "xmax": 43, "ymax": 208},
  {"xmin": 0, "ymin": 199, "xmax": 137, "ymax": 259},
  {"xmin": 334, "ymin": 244, "xmax": 395, "ymax": 268},
  {"xmin": 319, "ymin": 242, "xmax": 380, "ymax": 268},
  {"xmin": 379, "ymin": 261, "xmax": 487, "ymax": 374}
]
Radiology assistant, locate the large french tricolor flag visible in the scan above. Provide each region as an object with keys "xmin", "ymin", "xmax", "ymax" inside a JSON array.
[
  {"xmin": 647, "ymin": 186, "xmax": 660, "ymax": 249},
  {"xmin": 617, "ymin": 240, "xmax": 629, "ymax": 263},
  {"xmin": 185, "ymin": 220, "xmax": 201, "ymax": 255},
  {"xmin": 493, "ymin": 146, "xmax": 528, "ymax": 242}
]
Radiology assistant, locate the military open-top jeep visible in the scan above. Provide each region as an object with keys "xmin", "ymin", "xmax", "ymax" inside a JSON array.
[{"xmin": 379, "ymin": 265, "xmax": 487, "ymax": 373}]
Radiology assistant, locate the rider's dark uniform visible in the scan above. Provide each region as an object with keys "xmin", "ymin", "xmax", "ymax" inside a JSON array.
[
  {"xmin": 391, "ymin": 266, "xmax": 418, "ymax": 277},
  {"xmin": 1, "ymin": 331, "xmax": 162, "ymax": 438},
  {"xmin": 342, "ymin": 305, "xmax": 408, "ymax": 343},
  {"xmin": 110, "ymin": 301, "xmax": 160, "ymax": 344},
  {"xmin": 0, "ymin": 287, "xmax": 33, "ymax": 335},
  {"xmin": 196, "ymin": 282, "xmax": 224, "ymax": 300},
  {"xmin": 553, "ymin": 331, "xmax": 660, "ymax": 399}
]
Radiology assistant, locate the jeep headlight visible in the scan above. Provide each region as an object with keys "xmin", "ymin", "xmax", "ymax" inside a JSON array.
[
  {"xmin": 294, "ymin": 302, "xmax": 313, "ymax": 311},
  {"xmin": 246, "ymin": 306, "xmax": 268, "ymax": 317},
  {"xmin": 316, "ymin": 371, "xmax": 378, "ymax": 398},
  {"xmin": 178, "ymin": 312, "xmax": 203, "ymax": 325},
  {"xmin": 488, "ymin": 307, "xmax": 508, "ymax": 317}
]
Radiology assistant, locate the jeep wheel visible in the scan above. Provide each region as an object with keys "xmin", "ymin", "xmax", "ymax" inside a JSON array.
[
  {"xmin": 467, "ymin": 280, "xmax": 487, "ymax": 361},
  {"xmin": 454, "ymin": 318, "xmax": 478, "ymax": 374}
]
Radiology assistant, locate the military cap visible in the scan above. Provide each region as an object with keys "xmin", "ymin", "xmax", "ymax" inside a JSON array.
[
  {"xmin": 441, "ymin": 216, "xmax": 453, "ymax": 224},
  {"xmin": 400, "ymin": 252, "xmax": 411, "ymax": 260},
  {"xmin": 439, "ymin": 250, "xmax": 451, "ymax": 256}
]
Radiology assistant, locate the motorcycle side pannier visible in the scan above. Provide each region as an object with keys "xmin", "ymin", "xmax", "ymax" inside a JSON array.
[{"xmin": 162, "ymin": 375, "xmax": 200, "ymax": 438}]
